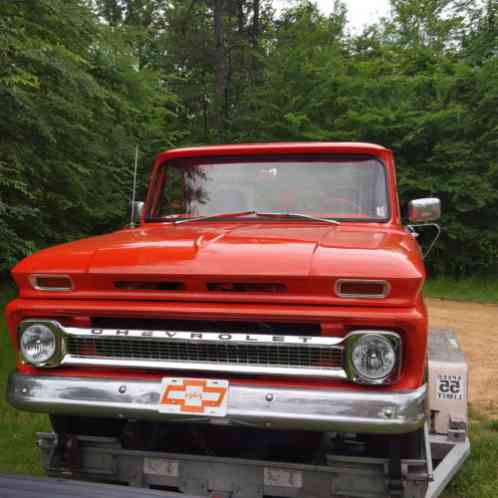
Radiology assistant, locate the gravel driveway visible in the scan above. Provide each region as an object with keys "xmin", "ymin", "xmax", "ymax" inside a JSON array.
[{"xmin": 428, "ymin": 298, "xmax": 498, "ymax": 416}]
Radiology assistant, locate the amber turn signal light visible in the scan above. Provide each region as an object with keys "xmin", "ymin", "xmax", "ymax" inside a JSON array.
[
  {"xmin": 29, "ymin": 275, "xmax": 73, "ymax": 291},
  {"xmin": 335, "ymin": 279, "xmax": 389, "ymax": 298}
]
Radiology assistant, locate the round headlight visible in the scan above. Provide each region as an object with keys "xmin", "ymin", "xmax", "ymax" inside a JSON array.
[
  {"xmin": 351, "ymin": 334, "xmax": 397, "ymax": 382},
  {"xmin": 20, "ymin": 324, "xmax": 57, "ymax": 365}
]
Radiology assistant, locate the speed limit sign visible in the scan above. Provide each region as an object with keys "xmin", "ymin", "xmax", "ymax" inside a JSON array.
[{"xmin": 437, "ymin": 374, "xmax": 464, "ymax": 401}]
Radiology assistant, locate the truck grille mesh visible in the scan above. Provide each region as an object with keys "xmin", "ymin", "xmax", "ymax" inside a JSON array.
[{"xmin": 67, "ymin": 337, "xmax": 343, "ymax": 371}]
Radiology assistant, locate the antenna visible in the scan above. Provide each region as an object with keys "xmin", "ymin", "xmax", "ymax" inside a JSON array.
[{"xmin": 130, "ymin": 145, "xmax": 139, "ymax": 228}]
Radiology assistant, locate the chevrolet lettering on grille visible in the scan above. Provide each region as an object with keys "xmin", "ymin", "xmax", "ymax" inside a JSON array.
[{"xmin": 87, "ymin": 328, "xmax": 337, "ymax": 345}]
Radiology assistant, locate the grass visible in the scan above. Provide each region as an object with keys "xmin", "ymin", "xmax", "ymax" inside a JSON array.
[
  {"xmin": 424, "ymin": 277, "xmax": 498, "ymax": 304},
  {"xmin": 0, "ymin": 276, "xmax": 497, "ymax": 495},
  {"xmin": 442, "ymin": 411, "xmax": 498, "ymax": 498},
  {"xmin": 0, "ymin": 280, "xmax": 50, "ymax": 476}
]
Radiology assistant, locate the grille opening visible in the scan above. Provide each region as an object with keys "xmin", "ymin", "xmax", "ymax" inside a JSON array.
[
  {"xmin": 207, "ymin": 282, "xmax": 287, "ymax": 293},
  {"xmin": 114, "ymin": 281, "xmax": 185, "ymax": 291},
  {"xmin": 90, "ymin": 318, "xmax": 321, "ymax": 336},
  {"xmin": 67, "ymin": 337, "xmax": 343, "ymax": 369}
]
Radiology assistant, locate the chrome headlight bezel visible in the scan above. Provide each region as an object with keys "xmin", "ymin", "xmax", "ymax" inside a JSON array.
[
  {"xmin": 19, "ymin": 321, "xmax": 66, "ymax": 368},
  {"xmin": 344, "ymin": 331, "xmax": 402, "ymax": 385}
]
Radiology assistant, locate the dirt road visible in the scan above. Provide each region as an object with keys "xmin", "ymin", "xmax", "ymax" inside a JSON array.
[{"xmin": 428, "ymin": 298, "xmax": 498, "ymax": 416}]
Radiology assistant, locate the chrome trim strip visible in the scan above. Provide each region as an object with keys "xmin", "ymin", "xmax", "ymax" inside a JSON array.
[
  {"xmin": 335, "ymin": 279, "xmax": 390, "ymax": 299},
  {"xmin": 7, "ymin": 373, "xmax": 427, "ymax": 434},
  {"xmin": 66, "ymin": 327, "xmax": 345, "ymax": 347},
  {"xmin": 61, "ymin": 356, "xmax": 348, "ymax": 379}
]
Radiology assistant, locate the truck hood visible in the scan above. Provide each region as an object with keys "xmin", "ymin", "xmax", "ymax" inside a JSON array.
[{"xmin": 13, "ymin": 223, "xmax": 425, "ymax": 305}]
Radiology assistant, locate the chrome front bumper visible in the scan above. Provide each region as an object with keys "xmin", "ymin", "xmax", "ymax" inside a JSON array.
[{"xmin": 7, "ymin": 372, "xmax": 427, "ymax": 434}]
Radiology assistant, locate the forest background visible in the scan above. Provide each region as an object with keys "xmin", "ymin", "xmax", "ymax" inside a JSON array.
[{"xmin": 0, "ymin": 0, "xmax": 497, "ymax": 277}]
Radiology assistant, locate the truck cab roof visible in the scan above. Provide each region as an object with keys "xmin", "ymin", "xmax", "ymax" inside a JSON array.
[{"xmin": 155, "ymin": 142, "xmax": 392, "ymax": 164}]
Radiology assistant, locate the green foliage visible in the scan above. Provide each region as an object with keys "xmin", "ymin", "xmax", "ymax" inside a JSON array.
[
  {"xmin": 0, "ymin": 0, "xmax": 179, "ymax": 273},
  {"xmin": 441, "ymin": 412, "xmax": 498, "ymax": 498},
  {"xmin": 0, "ymin": 282, "xmax": 50, "ymax": 474},
  {"xmin": 242, "ymin": 0, "xmax": 498, "ymax": 276},
  {"xmin": 425, "ymin": 276, "xmax": 498, "ymax": 303},
  {"xmin": 0, "ymin": 0, "xmax": 497, "ymax": 276}
]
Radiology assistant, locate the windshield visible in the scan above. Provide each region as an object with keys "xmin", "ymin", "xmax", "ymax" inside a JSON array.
[{"xmin": 148, "ymin": 155, "xmax": 390, "ymax": 222}]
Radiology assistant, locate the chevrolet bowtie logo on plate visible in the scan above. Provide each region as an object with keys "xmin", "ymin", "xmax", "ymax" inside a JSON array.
[{"xmin": 158, "ymin": 378, "xmax": 229, "ymax": 417}]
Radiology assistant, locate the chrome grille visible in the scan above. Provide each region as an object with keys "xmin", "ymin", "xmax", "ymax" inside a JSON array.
[{"xmin": 67, "ymin": 336, "xmax": 343, "ymax": 370}]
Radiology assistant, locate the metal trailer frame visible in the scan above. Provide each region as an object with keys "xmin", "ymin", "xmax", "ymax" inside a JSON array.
[
  {"xmin": 32, "ymin": 428, "xmax": 469, "ymax": 498},
  {"xmin": 0, "ymin": 433, "xmax": 469, "ymax": 498}
]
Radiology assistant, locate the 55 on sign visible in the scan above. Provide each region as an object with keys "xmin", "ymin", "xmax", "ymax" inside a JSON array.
[{"xmin": 437, "ymin": 374, "xmax": 464, "ymax": 401}]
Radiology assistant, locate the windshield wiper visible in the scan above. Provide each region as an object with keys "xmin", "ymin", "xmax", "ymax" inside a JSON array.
[
  {"xmin": 169, "ymin": 210, "xmax": 340, "ymax": 225},
  {"xmin": 255, "ymin": 211, "xmax": 341, "ymax": 225},
  {"xmin": 169, "ymin": 210, "xmax": 258, "ymax": 225}
]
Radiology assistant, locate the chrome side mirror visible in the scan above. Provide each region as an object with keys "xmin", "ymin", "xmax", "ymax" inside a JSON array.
[
  {"xmin": 408, "ymin": 198, "xmax": 441, "ymax": 223},
  {"xmin": 130, "ymin": 201, "xmax": 144, "ymax": 226}
]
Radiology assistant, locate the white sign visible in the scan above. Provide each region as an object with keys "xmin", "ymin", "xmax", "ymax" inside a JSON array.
[
  {"xmin": 144, "ymin": 458, "xmax": 179, "ymax": 477},
  {"xmin": 264, "ymin": 468, "xmax": 303, "ymax": 488},
  {"xmin": 437, "ymin": 374, "xmax": 464, "ymax": 401},
  {"xmin": 158, "ymin": 378, "xmax": 229, "ymax": 417}
]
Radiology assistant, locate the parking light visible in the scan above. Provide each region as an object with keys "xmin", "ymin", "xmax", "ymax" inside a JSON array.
[{"xmin": 29, "ymin": 275, "xmax": 73, "ymax": 291}]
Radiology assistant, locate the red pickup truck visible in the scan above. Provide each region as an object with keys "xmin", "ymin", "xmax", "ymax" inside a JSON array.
[{"xmin": 5, "ymin": 143, "xmax": 467, "ymax": 498}]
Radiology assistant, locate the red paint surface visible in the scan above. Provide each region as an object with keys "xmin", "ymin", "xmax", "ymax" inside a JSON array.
[{"xmin": 7, "ymin": 143, "xmax": 428, "ymax": 392}]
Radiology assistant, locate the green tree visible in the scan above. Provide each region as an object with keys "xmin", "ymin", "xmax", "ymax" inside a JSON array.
[
  {"xmin": 1, "ymin": 0, "xmax": 497, "ymax": 277},
  {"xmin": 0, "ymin": 0, "xmax": 180, "ymax": 273}
]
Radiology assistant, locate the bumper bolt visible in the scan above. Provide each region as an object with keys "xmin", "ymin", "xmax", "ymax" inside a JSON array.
[
  {"xmin": 119, "ymin": 385, "xmax": 127, "ymax": 394},
  {"xmin": 265, "ymin": 393, "xmax": 274, "ymax": 402},
  {"xmin": 384, "ymin": 408, "xmax": 394, "ymax": 418}
]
